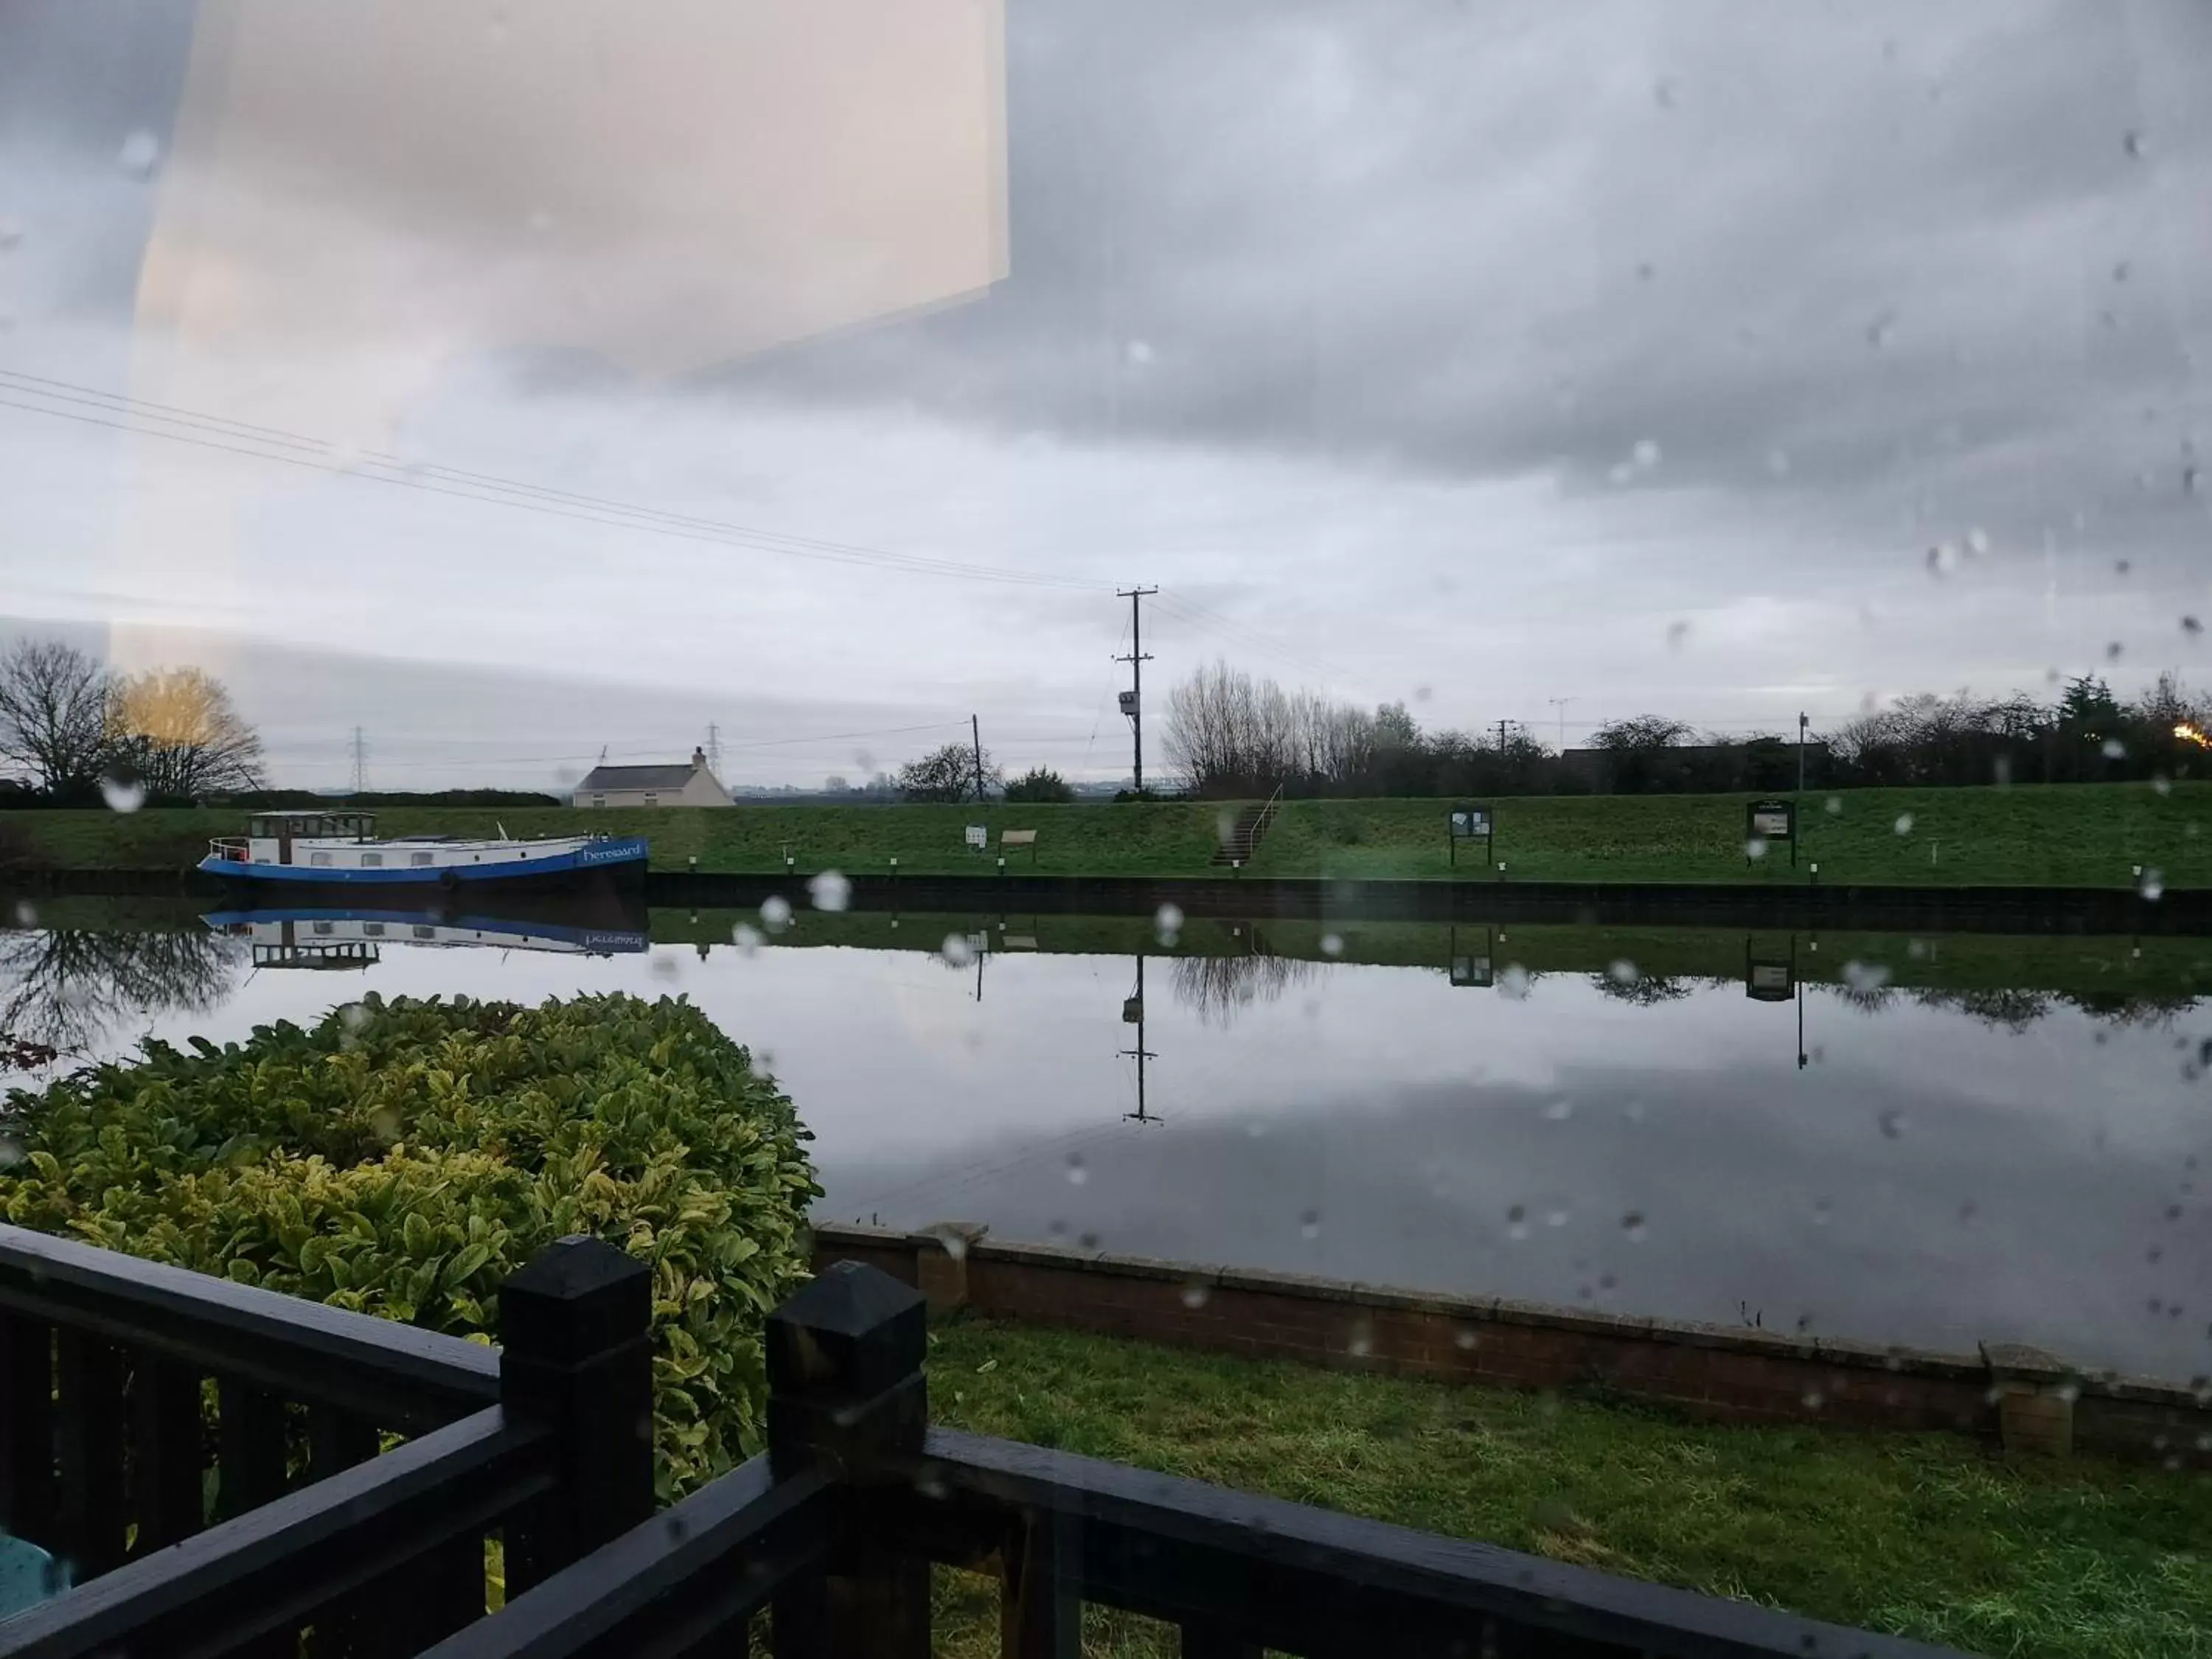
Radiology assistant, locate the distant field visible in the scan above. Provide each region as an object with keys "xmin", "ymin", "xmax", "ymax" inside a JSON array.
[{"xmin": 7, "ymin": 782, "xmax": 2212, "ymax": 888}]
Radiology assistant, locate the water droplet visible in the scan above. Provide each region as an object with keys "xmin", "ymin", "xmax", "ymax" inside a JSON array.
[
  {"xmin": 10, "ymin": 901, "xmax": 35, "ymax": 928},
  {"xmin": 1065, "ymin": 1153, "xmax": 1088, "ymax": 1187},
  {"xmin": 1665, "ymin": 619, "xmax": 1691, "ymax": 651},
  {"xmin": 1542, "ymin": 1097, "xmax": 1574, "ymax": 1121},
  {"xmin": 1607, "ymin": 959, "xmax": 1638, "ymax": 984},
  {"xmin": 1965, "ymin": 527, "xmax": 1991, "ymax": 555},
  {"xmin": 1545, "ymin": 1206, "xmax": 1571, "ymax": 1228},
  {"xmin": 0, "ymin": 220, "xmax": 21, "ymax": 252},
  {"xmin": 2184, "ymin": 616, "xmax": 2203, "ymax": 637},
  {"xmin": 1843, "ymin": 960, "xmax": 1892, "ymax": 992},
  {"xmin": 1498, "ymin": 964, "xmax": 1531, "ymax": 1000},
  {"xmin": 1078, "ymin": 1231, "xmax": 1100, "ymax": 1250},
  {"xmin": 1653, "ymin": 75, "xmax": 1678, "ymax": 108},
  {"xmin": 1745, "ymin": 836, "xmax": 1769, "ymax": 861},
  {"xmin": 807, "ymin": 870, "xmax": 851, "ymax": 912},
  {"xmin": 731, "ymin": 922, "xmax": 763, "ymax": 955},
  {"xmin": 1454, "ymin": 1328, "xmax": 1480, "ymax": 1351},
  {"xmin": 1155, "ymin": 902, "xmax": 1184, "ymax": 946},
  {"xmin": 1812, "ymin": 1197, "xmax": 1833, "ymax": 1226},
  {"xmin": 0, "ymin": 1138, "xmax": 22, "ymax": 1169},
  {"xmin": 1632, "ymin": 439, "xmax": 1661, "ymax": 470},
  {"xmin": 1347, "ymin": 1323, "xmax": 1374, "ymax": 1358},
  {"xmin": 2106, "ymin": 641, "xmax": 2124, "ymax": 662},
  {"xmin": 1180, "ymin": 1280, "xmax": 1209, "ymax": 1309},
  {"xmin": 2123, "ymin": 129, "xmax": 2146, "ymax": 159},
  {"xmin": 1801, "ymin": 1390, "xmax": 1826, "ymax": 1411},
  {"xmin": 940, "ymin": 933, "xmax": 974, "ymax": 966},
  {"xmin": 2140, "ymin": 868, "xmax": 2164, "ymax": 901},
  {"xmin": 1299, "ymin": 1209, "xmax": 1322, "ymax": 1240},
  {"xmin": 100, "ymin": 773, "xmax": 146, "ymax": 813},
  {"xmin": 1125, "ymin": 338, "xmax": 1155, "ymax": 366},
  {"xmin": 759, "ymin": 895, "xmax": 793, "ymax": 933},
  {"xmin": 1825, "ymin": 795, "xmax": 1843, "ymax": 815},
  {"xmin": 1319, "ymin": 932, "xmax": 1343, "ymax": 958},
  {"xmin": 1413, "ymin": 684, "xmax": 1433, "ymax": 703},
  {"xmin": 1506, "ymin": 1205, "xmax": 1528, "ymax": 1240},
  {"xmin": 116, "ymin": 130, "xmax": 162, "ymax": 178},
  {"xmin": 1763, "ymin": 447, "xmax": 1792, "ymax": 477},
  {"xmin": 1866, "ymin": 310, "xmax": 1897, "ymax": 348},
  {"xmin": 2102, "ymin": 738, "xmax": 2126, "ymax": 759},
  {"xmin": 1925, "ymin": 541, "xmax": 1958, "ymax": 577},
  {"xmin": 1621, "ymin": 1211, "xmax": 1647, "ymax": 1242},
  {"xmin": 1878, "ymin": 1109, "xmax": 1906, "ymax": 1140},
  {"xmin": 1892, "ymin": 813, "xmax": 1913, "ymax": 835}
]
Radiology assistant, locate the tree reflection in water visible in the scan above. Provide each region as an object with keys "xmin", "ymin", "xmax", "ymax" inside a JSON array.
[
  {"xmin": 1170, "ymin": 949, "xmax": 1322, "ymax": 1029},
  {"xmin": 0, "ymin": 925, "xmax": 245, "ymax": 1058}
]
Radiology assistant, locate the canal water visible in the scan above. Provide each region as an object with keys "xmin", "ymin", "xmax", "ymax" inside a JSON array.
[{"xmin": 4, "ymin": 897, "xmax": 2208, "ymax": 1386}]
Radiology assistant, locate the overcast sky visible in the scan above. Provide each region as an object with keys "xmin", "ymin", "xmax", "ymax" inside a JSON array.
[{"xmin": 3, "ymin": 0, "xmax": 2209, "ymax": 789}]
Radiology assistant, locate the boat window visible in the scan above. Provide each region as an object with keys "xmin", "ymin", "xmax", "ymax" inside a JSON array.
[
  {"xmin": 309, "ymin": 852, "xmax": 333, "ymax": 867},
  {"xmin": 361, "ymin": 852, "xmax": 383, "ymax": 867},
  {"xmin": 363, "ymin": 922, "xmax": 384, "ymax": 936},
  {"xmin": 413, "ymin": 925, "xmax": 437, "ymax": 939},
  {"xmin": 311, "ymin": 921, "xmax": 334, "ymax": 936},
  {"xmin": 410, "ymin": 852, "xmax": 434, "ymax": 866}
]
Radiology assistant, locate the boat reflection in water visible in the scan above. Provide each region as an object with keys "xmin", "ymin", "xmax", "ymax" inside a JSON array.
[{"xmin": 201, "ymin": 894, "xmax": 650, "ymax": 970}]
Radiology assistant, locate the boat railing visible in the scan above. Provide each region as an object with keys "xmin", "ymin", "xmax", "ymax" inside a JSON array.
[{"xmin": 207, "ymin": 836, "xmax": 249, "ymax": 861}]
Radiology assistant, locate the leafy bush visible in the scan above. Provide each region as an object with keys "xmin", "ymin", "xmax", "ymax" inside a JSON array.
[
  {"xmin": 0, "ymin": 992, "xmax": 817, "ymax": 1500},
  {"xmin": 1003, "ymin": 767, "xmax": 1075, "ymax": 804}
]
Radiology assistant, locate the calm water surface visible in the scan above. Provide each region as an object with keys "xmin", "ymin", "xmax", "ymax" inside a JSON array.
[{"xmin": 4, "ymin": 902, "xmax": 2208, "ymax": 1386}]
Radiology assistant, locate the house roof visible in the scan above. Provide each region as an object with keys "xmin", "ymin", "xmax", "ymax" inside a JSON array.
[{"xmin": 575, "ymin": 764, "xmax": 699, "ymax": 792}]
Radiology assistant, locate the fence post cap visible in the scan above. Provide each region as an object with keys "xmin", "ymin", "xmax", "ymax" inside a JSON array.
[
  {"xmin": 768, "ymin": 1260, "xmax": 925, "ymax": 1398},
  {"xmin": 501, "ymin": 1236, "xmax": 650, "ymax": 1361}
]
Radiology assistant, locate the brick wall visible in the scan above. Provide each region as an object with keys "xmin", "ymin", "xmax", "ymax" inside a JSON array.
[{"xmin": 813, "ymin": 1225, "xmax": 2212, "ymax": 1470}]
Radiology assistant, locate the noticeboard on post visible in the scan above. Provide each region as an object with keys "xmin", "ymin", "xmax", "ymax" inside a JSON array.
[
  {"xmin": 1447, "ymin": 802, "xmax": 1494, "ymax": 868},
  {"xmin": 1745, "ymin": 798, "xmax": 1798, "ymax": 866}
]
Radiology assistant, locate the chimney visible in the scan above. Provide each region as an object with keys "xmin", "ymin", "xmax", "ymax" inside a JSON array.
[{"xmin": 692, "ymin": 746, "xmax": 706, "ymax": 769}]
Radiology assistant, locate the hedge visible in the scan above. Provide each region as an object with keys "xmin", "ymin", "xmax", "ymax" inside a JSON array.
[{"xmin": 0, "ymin": 992, "xmax": 818, "ymax": 1500}]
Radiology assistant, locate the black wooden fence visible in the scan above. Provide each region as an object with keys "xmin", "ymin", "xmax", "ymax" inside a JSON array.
[{"xmin": 0, "ymin": 1228, "xmax": 1967, "ymax": 1658}]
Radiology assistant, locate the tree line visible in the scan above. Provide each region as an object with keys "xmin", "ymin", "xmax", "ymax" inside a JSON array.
[
  {"xmin": 0, "ymin": 639, "xmax": 266, "ymax": 804},
  {"xmin": 1160, "ymin": 659, "xmax": 2212, "ymax": 799}
]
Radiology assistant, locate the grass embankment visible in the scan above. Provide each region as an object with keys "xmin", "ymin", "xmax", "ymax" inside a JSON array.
[
  {"xmin": 925, "ymin": 1320, "xmax": 2212, "ymax": 1659},
  {"xmin": 9, "ymin": 782, "xmax": 2212, "ymax": 886}
]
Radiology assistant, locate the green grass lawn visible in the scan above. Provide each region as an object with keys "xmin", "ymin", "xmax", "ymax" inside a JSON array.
[
  {"xmin": 8, "ymin": 781, "xmax": 2212, "ymax": 886},
  {"xmin": 923, "ymin": 1319, "xmax": 2212, "ymax": 1659}
]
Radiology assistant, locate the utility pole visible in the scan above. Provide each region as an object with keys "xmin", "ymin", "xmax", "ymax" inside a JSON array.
[
  {"xmin": 972, "ymin": 714, "xmax": 987, "ymax": 801},
  {"xmin": 1116, "ymin": 587, "xmax": 1157, "ymax": 794},
  {"xmin": 349, "ymin": 726, "xmax": 369, "ymax": 794},
  {"xmin": 706, "ymin": 722, "xmax": 723, "ymax": 775},
  {"xmin": 1548, "ymin": 697, "xmax": 1575, "ymax": 753},
  {"xmin": 1797, "ymin": 712, "xmax": 1808, "ymax": 795},
  {"xmin": 1496, "ymin": 719, "xmax": 1507, "ymax": 753},
  {"xmin": 1120, "ymin": 954, "xmax": 1160, "ymax": 1123}
]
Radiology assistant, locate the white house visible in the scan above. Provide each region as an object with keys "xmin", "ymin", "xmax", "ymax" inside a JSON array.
[{"xmin": 572, "ymin": 748, "xmax": 734, "ymax": 808}]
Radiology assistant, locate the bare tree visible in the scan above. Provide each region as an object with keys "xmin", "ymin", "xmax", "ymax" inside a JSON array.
[
  {"xmin": 106, "ymin": 666, "xmax": 266, "ymax": 798},
  {"xmin": 0, "ymin": 639, "xmax": 112, "ymax": 797},
  {"xmin": 896, "ymin": 742, "xmax": 998, "ymax": 803}
]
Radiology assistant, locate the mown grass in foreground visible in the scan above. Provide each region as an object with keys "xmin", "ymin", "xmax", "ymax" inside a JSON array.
[{"xmin": 923, "ymin": 1318, "xmax": 2212, "ymax": 1659}]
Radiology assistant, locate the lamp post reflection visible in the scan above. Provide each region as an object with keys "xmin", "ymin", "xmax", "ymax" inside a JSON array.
[{"xmin": 1120, "ymin": 953, "xmax": 1161, "ymax": 1124}]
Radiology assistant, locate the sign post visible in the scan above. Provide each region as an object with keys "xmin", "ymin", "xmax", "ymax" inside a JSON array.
[
  {"xmin": 1746, "ymin": 798, "xmax": 1797, "ymax": 868},
  {"xmin": 1447, "ymin": 803, "xmax": 1494, "ymax": 871},
  {"xmin": 1745, "ymin": 933, "xmax": 1796, "ymax": 1001}
]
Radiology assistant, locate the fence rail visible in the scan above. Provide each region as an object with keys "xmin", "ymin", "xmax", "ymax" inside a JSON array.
[{"xmin": 0, "ymin": 1228, "xmax": 1973, "ymax": 1658}]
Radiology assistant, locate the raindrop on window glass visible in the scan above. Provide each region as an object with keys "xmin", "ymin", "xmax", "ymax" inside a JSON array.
[
  {"xmin": 1745, "ymin": 836, "xmax": 1769, "ymax": 861},
  {"xmin": 1825, "ymin": 796, "xmax": 1843, "ymax": 815},
  {"xmin": 1498, "ymin": 964, "xmax": 1531, "ymax": 1000},
  {"xmin": 1606, "ymin": 959, "xmax": 1638, "ymax": 984},
  {"xmin": 1180, "ymin": 1280, "xmax": 1209, "ymax": 1310},
  {"xmin": 10, "ymin": 901, "xmax": 35, "ymax": 928},
  {"xmin": 1632, "ymin": 439, "xmax": 1661, "ymax": 470},
  {"xmin": 1319, "ymin": 932, "xmax": 1343, "ymax": 957},
  {"xmin": 1299, "ymin": 1209, "xmax": 1322, "ymax": 1241},
  {"xmin": 116, "ymin": 130, "xmax": 162, "ymax": 178},
  {"xmin": 1621, "ymin": 1211, "xmax": 1647, "ymax": 1243},
  {"xmin": 1064, "ymin": 1152, "xmax": 1088, "ymax": 1187},
  {"xmin": 100, "ymin": 773, "xmax": 146, "ymax": 813},
  {"xmin": 759, "ymin": 895, "xmax": 793, "ymax": 933},
  {"xmin": 807, "ymin": 870, "xmax": 851, "ymax": 912},
  {"xmin": 940, "ymin": 933, "xmax": 974, "ymax": 966},
  {"xmin": 0, "ymin": 220, "xmax": 20, "ymax": 252},
  {"xmin": 1843, "ymin": 960, "xmax": 1891, "ymax": 993},
  {"xmin": 2140, "ymin": 868, "xmax": 2164, "ymax": 901},
  {"xmin": 1542, "ymin": 1097, "xmax": 1573, "ymax": 1122},
  {"xmin": 2106, "ymin": 641, "xmax": 2124, "ymax": 662},
  {"xmin": 1545, "ymin": 1206, "xmax": 1571, "ymax": 1228},
  {"xmin": 1878, "ymin": 1109, "xmax": 1906, "ymax": 1140},
  {"xmin": 2183, "ymin": 617, "xmax": 2203, "ymax": 638},
  {"xmin": 1892, "ymin": 813, "xmax": 1913, "ymax": 835},
  {"xmin": 1155, "ymin": 902, "xmax": 1183, "ymax": 945},
  {"xmin": 1812, "ymin": 1197, "xmax": 1833, "ymax": 1226},
  {"xmin": 1665, "ymin": 620, "xmax": 1691, "ymax": 651},
  {"xmin": 2123, "ymin": 130, "xmax": 2146, "ymax": 159},
  {"xmin": 2102, "ymin": 739, "xmax": 2126, "ymax": 760},
  {"xmin": 731, "ymin": 922, "xmax": 763, "ymax": 955},
  {"xmin": 1506, "ymin": 1205, "xmax": 1529, "ymax": 1241}
]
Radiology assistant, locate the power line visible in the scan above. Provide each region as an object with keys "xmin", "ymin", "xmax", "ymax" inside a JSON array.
[{"xmin": 0, "ymin": 372, "xmax": 1105, "ymax": 594}]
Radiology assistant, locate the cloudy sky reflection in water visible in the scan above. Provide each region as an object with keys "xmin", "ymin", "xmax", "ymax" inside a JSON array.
[{"xmin": 13, "ymin": 925, "xmax": 2205, "ymax": 1383}]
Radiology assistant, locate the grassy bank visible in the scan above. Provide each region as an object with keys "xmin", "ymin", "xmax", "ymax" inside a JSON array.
[
  {"xmin": 925, "ymin": 1319, "xmax": 2212, "ymax": 1659},
  {"xmin": 7, "ymin": 781, "xmax": 2212, "ymax": 886}
]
